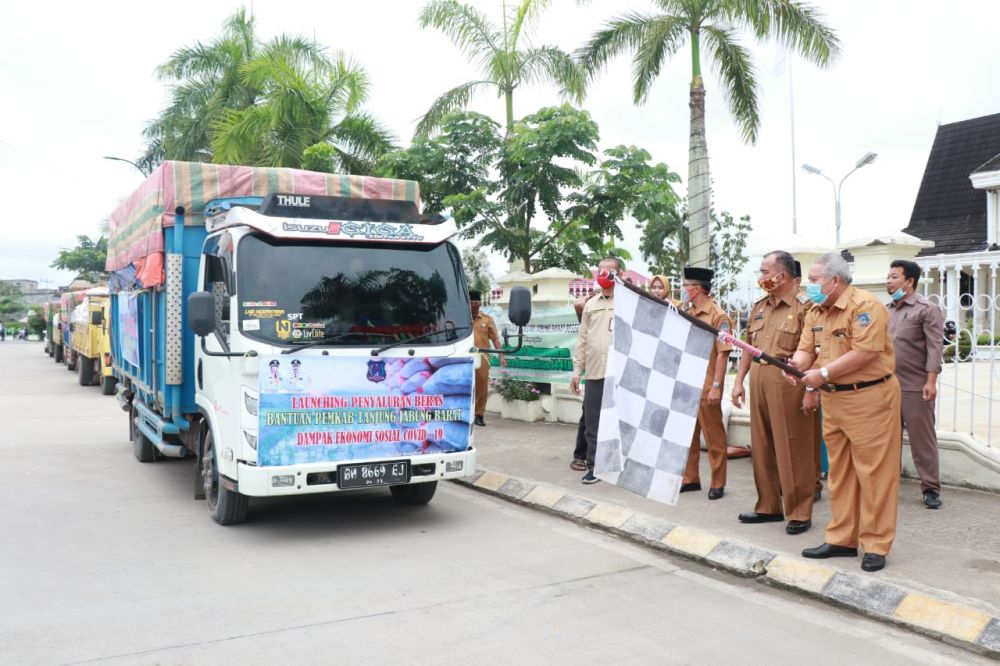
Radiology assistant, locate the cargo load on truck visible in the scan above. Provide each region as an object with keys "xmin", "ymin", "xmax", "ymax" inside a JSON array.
[{"xmin": 105, "ymin": 161, "xmax": 530, "ymax": 525}]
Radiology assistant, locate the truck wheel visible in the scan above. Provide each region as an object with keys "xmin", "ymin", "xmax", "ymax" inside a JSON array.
[
  {"xmin": 389, "ymin": 481, "xmax": 437, "ymax": 505},
  {"xmin": 131, "ymin": 404, "xmax": 157, "ymax": 463},
  {"xmin": 54, "ymin": 345, "xmax": 64, "ymax": 363},
  {"xmin": 78, "ymin": 355, "xmax": 95, "ymax": 386},
  {"xmin": 101, "ymin": 375, "xmax": 117, "ymax": 396},
  {"xmin": 202, "ymin": 430, "xmax": 248, "ymax": 525}
]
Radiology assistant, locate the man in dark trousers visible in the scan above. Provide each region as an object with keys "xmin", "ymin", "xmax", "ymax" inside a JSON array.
[
  {"xmin": 887, "ymin": 259, "xmax": 944, "ymax": 509},
  {"xmin": 732, "ymin": 251, "xmax": 816, "ymax": 534},
  {"xmin": 571, "ymin": 257, "xmax": 620, "ymax": 484},
  {"xmin": 471, "ymin": 290, "xmax": 504, "ymax": 427},
  {"xmin": 680, "ymin": 267, "xmax": 734, "ymax": 500}
]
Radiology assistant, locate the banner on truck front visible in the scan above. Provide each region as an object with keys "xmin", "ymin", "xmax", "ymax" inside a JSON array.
[
  {"xmin": 257, "ymin": 355, "xmax": 473, "ymax": 466},
  {"xmin": 118, "ymin": 292, "xmax": 140, "ymax": 367}
]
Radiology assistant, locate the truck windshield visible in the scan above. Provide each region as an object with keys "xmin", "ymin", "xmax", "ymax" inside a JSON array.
[{"xmin": 237, "ymin": 234, "xmax": 472, "ymax": 347}]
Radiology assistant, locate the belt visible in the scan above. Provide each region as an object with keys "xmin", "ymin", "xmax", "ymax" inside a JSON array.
[{"xmin": 828, "ymin": 374, "xmax": 891, "ymax": 392}]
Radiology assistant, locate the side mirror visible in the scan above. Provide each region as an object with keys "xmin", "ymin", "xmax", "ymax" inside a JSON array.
[
  {"xmin": 508, "ymin": 286, "xmax": 532, "ymax": 327},
  {"xmin": 91, "ymin": 310, "xmax": 104, "ymax": 326},
  {"xmin": 187, "ymin": 291, "xmax": 217, "ymax": 337}
]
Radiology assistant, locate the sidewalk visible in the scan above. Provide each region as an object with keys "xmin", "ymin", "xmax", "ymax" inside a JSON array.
[{"xmin": 465, "ymin": 416, "xmax": 1000, "ymax": 655}]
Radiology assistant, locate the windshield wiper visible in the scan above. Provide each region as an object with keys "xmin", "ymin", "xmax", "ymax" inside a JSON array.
[
  {"xmin": 282, "ymin": 331, "xmax": 393, "ymax": 354},
  {"xmin": 371, "ymin": 327, "xmax": 471, "ymax": 356}
]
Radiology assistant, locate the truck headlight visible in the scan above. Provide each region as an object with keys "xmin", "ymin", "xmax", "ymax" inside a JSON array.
[
  {"xmin": 271, "ymin": 475, "xmax": 295, "ymax": 487},
  {"xmin": 244, "ymin": 392, "xmax": 259, "ymax": 415},
  {"xmin": 243, "ymin": 431, "xmax": 258, "ymax": 450}
]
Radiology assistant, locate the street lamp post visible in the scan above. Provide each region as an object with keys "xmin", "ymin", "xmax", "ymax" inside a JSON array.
[
  {"xmin": 801, "ymin": 151, "xmax": 878, "ymax": 247},
  {"xmin": 103, "ymin": 155, "xmax": 148, "ymax": 176}
]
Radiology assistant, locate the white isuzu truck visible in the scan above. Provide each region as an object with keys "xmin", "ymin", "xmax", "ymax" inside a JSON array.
[{"xmin": 106, "ymin": 161, "xmax": 529, "ymax": 524}]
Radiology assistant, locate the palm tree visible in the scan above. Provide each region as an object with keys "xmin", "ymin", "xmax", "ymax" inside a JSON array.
[
  {"xmin": 577, "ymin": 1, "xmax": 840, "ymax": 267},
  {"xmin": 140, "ymin": 9, "xmax": 391, "ymax": 173},
  {"xmin": 211, "ymin": 49, "xmax": 395, "ymax": 172},
  {"xmin": 416, "ymin": 0, "xmax": 585, "ymax": 137}
]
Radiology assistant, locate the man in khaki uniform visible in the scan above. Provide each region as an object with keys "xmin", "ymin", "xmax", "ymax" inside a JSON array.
[
  {"xmin": 887, "ymin": 259, "xmax": 944, "ymax": 509},
  {"xmin": 795, "ymin": 260, "xmax": 825, "ymax": 500},
  {"xmin": 788, "ymin": 253, "xmax": 902, "ymax": 573},
  {"xmin": 680, "ymin": 267, "xmax": 733, "ymax": 500},
  {"xmin": 732, "ymin": 251, "xmax": 817, "ymax": 534},
  {"xmin": 571, "ymin": 257, "xmax": 620, "ymax": 484},
  {"xmin": 471, "ymin": 290, "xmax": 504, "ymax": 426}
]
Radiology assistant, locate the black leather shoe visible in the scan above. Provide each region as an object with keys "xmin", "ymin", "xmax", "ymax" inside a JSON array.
[
  {"xmin": 474, "ymin": 416, "xmax": 486, "ymax": 427},
  {"xmin": 923, "ymin": 490, "xmax": 942, "ymax": 509},
  {"xmin": 786, "ymin": 519, "xmax": 812, "ymax": 535},
  {"xmin": 802, "ymin": 543, "xmax": 858, "ymax": 559},
  {"xmin": 707, "ymin": 487, "xmax": 724, "ymax": 500},
  {"xmin": 861, "ymin": 553, "xmax": 886, "ymax": 572},
  {"xmin": 814, "ymin": 489, "xmax": 822, "ymax": 502},
  {"xmin": 738, "ymin": 512, "xmax": 784, "ymax": 523},
  {"xmin": 679, "ymin": 482, "xmax": 701, "ymax": 493}
]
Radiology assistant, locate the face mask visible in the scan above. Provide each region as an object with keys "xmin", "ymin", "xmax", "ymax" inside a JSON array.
[
  {"xmin": 806, "ymin": 281, "xmax": 830, "ymax": 305},
  {"xmin": 596, "ymin": 270, "xmax": 615, "ymax": 290},
  {"xmin": 757, "ymin": 272, "xmax": 786, "ymax": 293},
  {"xmin": 890, "ymin": 288, "xmax": 906, "ymax": 301}
]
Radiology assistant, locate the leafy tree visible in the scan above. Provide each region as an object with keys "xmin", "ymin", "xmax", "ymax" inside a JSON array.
[
  {"xmin": 577, "ymin": 0, "xmax": 839, "ymax": 267},
  {"xmin": 51, "ymin": 235, "xmax": 107, "ymax": 283},
  {"xmin": 28, "ymin": 305, "xmax": 46, "ymax": 337},
  {"xmin": 710, "ymin": 211, "xmax": 752, "ymax": 299},
  {"xmin": 141, "ymin": 9, "xmax": 391, "ymax": 173},
  {"xmin": 0, "ymin": 281, "xmax": 26, "ymax": 324},
  {"xmin": 377, "ymin": 112, "xmax": 503, "ymax": 214},
  {"xmin": 416, "ymin": 0, "xmax": 584, "ymax": 137},
  {"xmin": 462, "ymin": 246, "xmax": 494, "ymax": 295}
]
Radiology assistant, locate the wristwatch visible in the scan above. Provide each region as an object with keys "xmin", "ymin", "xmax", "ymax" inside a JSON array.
[
  {"xmin": 819, "ymin": 366, "xmax": 830, "ymax": 381},
  {"xmin": 711, "ymin": 381, "xmax": 721, "ymax": 388}
]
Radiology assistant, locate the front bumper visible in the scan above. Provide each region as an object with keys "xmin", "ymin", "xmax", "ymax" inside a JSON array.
[{"xmin": 235, "ymin": 447, "xmax": 477, "ymax": 497}]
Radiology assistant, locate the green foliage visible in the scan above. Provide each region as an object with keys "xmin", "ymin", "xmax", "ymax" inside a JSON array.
[
  {"xmin": 28, "ymin": 306, "xmax": 45, "ymax": 337},
  {"xmin": 50, "ymin": 235, "xmax": 107, "ymax": 283},
  {"xmin": 0, "ymin": 281, "xmax": 26, "ymax": 323},
  {"xmin": 416, "ymin": 0, "xmax": 584, "ymax": 136},
  {"xmin": 462, "ymin": 246, "xmax": 494, "ymax": 295},
  {"xmin": 711, "ymin": 211, "xmax": 752, "ymax": 299},
  {"xmin": 490, "ymin": 371, "xmax": 542, "ymax": 401},
  {"xmin": 143, "ymin": 9, "xmax": 393, "ymax": 173},
  {"xmin": 377, "ymin": 111, "xmax": 502, "ymax": 214},
  {"xmin": 301, "ymin": 143, "xmax": 336, "ymax": 173}
]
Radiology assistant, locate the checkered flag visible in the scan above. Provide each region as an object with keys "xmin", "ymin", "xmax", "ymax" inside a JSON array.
[{"xmin": 594, "ymin": 284, "xmax": 716, "ymax": 505}]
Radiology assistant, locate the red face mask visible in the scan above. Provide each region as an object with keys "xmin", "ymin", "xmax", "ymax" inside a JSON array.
[
  {"xmin": 596, "ymin": 270, "xmax": 615, "ymax": 290},
  {"xmin": 757, "ymin": 272, "xmax": 786, "ymax": 293}
]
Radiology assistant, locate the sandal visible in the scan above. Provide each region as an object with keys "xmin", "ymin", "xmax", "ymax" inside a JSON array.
[{"xmin": 570, "ymin": 459, "xmax": 587, "ymax": 471}]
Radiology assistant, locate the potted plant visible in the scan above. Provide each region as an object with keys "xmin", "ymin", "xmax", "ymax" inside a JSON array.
[{"xmin": 490, "ymin": 371, "xmax": 544, "ymax": 422}]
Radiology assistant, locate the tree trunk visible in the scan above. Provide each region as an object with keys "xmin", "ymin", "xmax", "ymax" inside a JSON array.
[
  {"xmin": 505, "ymin": 88, "xmax": 515, "ymax": 138},
  {"xmin": 687, "ymin": 78, "xmax": 711, "ymax": 268}
]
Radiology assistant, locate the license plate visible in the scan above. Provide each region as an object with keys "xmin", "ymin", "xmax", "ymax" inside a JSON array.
[{"xmin": 338, "ymin": 461, "xmax": 410, "ymax": 489}]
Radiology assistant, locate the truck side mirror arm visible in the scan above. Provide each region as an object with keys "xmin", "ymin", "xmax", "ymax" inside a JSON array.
[{"xmin": 199, "ymin": 336, "xmax": 258, "ymax": 359}]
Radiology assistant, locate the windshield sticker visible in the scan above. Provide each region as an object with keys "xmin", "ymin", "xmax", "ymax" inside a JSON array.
[
  {"xmin": 244, "ymin": 307, "xmax": 285, "ymax": 319},
  {"xmin": 242, "ymin": 319, "xmax": 261, "ymax": 331},
  {"xmin": 257, "ymin": 355, "xmax": 473, "ymax": 465},
  {"xmin": 275, "ymin": 320, "xmax": 292, "ymax": 340},
  {"xmin": 281, "ymin": 221, "xmax": 425, "ymax": 242},
  {"xmin": 292, "ymin": 322, "xmax": 324, "ymax": 329},
  {"xmin": 243, "ymin": 300, "xmax": 277, "ymax": 307}
]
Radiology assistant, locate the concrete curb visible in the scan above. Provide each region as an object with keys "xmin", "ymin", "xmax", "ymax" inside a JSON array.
[{"xmin": 455, "ymin": 468, "xmax": 1000, "ymax": 659}]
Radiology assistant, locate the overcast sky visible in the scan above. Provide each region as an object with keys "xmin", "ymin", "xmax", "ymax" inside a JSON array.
[{"xmin": 2, "ymin": 0, "xmax": 999, "ymax": 288}]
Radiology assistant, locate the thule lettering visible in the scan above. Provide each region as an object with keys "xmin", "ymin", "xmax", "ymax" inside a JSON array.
[{"xmin": 276, "ymin": 195, "xmax": 311, "ymax": 207}]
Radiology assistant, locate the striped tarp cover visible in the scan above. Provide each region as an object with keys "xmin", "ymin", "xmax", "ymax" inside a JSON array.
[{"xmin": 105, "ymin": 161, "xmax": 421, "ymax": 285}]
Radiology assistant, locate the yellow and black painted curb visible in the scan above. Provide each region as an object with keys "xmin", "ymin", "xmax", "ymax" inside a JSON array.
[{"xmin": 456, "ymin": 468, "xmax": 1000, "ymax": 659}]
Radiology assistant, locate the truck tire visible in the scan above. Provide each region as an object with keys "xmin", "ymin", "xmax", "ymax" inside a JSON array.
[
  {"xmin": 131, "ymin": 404, "xmax": 157, "ymax": 463},
  {"xmin": 101, "ymin": 375, "xmax": 117, "ymax": 396},
  {"xmin": 54, "ymin": 344, "xmax": 64, "ymax": 363},
  {"xmin": 78, "ymin": 355, "xmax": 95, "ymax": 386},
  {"xmin": 202, "ymin": 430, "xmax": 248, "ymax": 525},
  {"xmin": 389, "ymin": 481, "xmax": 437, "ymax": 505}
]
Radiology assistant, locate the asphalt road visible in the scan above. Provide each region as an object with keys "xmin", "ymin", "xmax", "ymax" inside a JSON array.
[{"xmin": 0, "ymin": 341, "xmax": 987, "ymax": 665}]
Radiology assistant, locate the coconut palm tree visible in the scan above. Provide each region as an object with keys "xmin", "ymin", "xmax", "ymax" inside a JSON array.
[
  {"xmin": 416, "ymin": 0, "xmax": 585, "ymax": 137},
  {"xmin": 577, "ymin": 1, "xmax": 840, "ymax": 267},
  {"xmin": 210, "ymin": 49, "xmax": 395, "ymax": 172}
]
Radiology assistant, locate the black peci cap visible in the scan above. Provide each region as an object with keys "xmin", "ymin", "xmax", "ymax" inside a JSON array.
[
  {"xmin": 793, "ymin": 260, "xmax": 802, "ymax": 278},
  {"xmin": 469, "ymin": 290, "xmax": 482, "ymax": 301},
  {"xmin": 683, "ymin": 267, "xmax": 714, "ymax": 283}
]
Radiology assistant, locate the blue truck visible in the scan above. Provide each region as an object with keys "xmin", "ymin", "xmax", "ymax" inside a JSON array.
[{"xmin": 105, "ymin": 161, "xmax": 529, "ymax": 524}]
